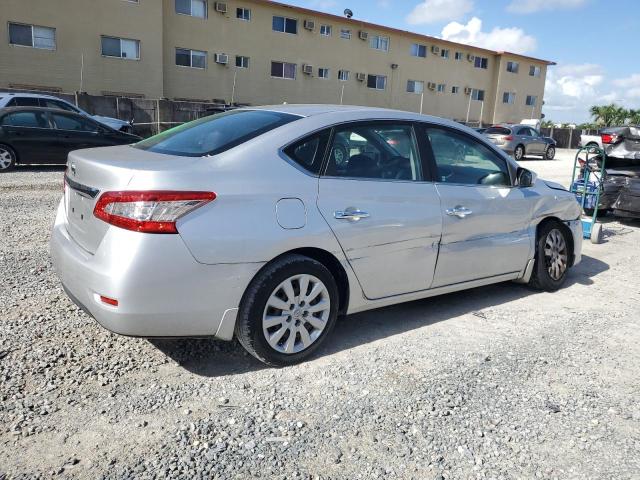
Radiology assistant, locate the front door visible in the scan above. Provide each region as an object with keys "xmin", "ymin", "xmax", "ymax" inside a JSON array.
[
  {"xmin": 0, "ymin": 110, "xmax": 53, "ymax": 164},
  {"xmin": 317, "ymin": 121, "xmax": 442, "ymax": 299},
  {"xmin": 49, "ymin": 112, "xmax": 106, "ymax": 163},
  {"xmin": 419, "ymin": 125, "xmax": 533, "ymax": 287}
]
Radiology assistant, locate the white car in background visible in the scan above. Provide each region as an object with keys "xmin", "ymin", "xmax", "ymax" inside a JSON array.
[{"xmin": 0, "ymin": 92, "xmax": 133, "ymax": 133}]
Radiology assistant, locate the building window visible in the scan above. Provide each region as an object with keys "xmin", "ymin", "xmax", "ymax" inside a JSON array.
[
  {"xmin": 338, "ymin": 70, "xmax": 350, "ymax": 81},
  {"xmin": 472, "ymin": 89, "xmax": 485, "ymax": 101},
  {"xmin": 320, "ymin": 25, "xmax": 332, "ymax": 36},
  {"xmin": 407, "ymin": 80, "xmax": 424, "ymax": 94},
  {"xmin": 235, "ymin": 55, "xmax": 249, "ymax": 68},
  {"xmin": 506, "ymin": 61, "xmax": 519, "ymax": 73},
  {"xmin": 436, "ymin": 83, "xmax": 446, "ymax": 93},
  {"xmin": 318, "ymin": 67, "xmax": 330, "ymax": 79},
  {"xmin": 526, "ymin": 95, "xmax": 537, "ymax": 106},
  {"xmin": 369, "ymin": 35, "xmax": 389, "ymax": 52},
  {"xmin": 175, "ymin": 0, "xmax": 207, "ymax": 18},
  {"xmin": 451, "ymin": 86, "xmax": 459, "ymax": 94},
  {"xmin": 410, "ymin": 43, "xmax": 427, "ymax": 58},
  {"xmin": 102, "ymin": 36, "xmax": 140, "ymax": 59},
  {"xmin": 271, "ymin": 61, "xmax": 296, "ymax": 79},
  {"xmin": 454, "ymin": 51, "xmax": 463, "ymax": 61},
  {"xmin": 440, "ymin": 49, "xmax": 450, "ymax": 59},
  {"xmin": 175, "ymin": 48, "xmax": 206, "ymax": 68},
  {"xmin": 367, "ymin": 74, "xmax": 387, "ymax": 90},
  {"xmin": 529, "ymin": 65, "xmax": 541, "ymax": 77},
  {"xmin": 8, "ymin": 23, "xmax": 56, "ymax": 50},
  {"xmin": 340, "ymin": 29, "xmax": 351, "ymax": 39},
  {"xmin": 503, "ymin": 92, "xmax": 516, "ymax": 104},
  {"xmin": 236, "ymin": 7, "xmax": 251, "ymax": 21},
  {"xmin": 273, "ymin": 16, "xmax": 298, "ymax": 34},
  {"xmin": 474, "ymin": 56, "xmax": 488, "ymax": 69}
]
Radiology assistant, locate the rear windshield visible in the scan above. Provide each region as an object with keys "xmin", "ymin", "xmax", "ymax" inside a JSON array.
[
  {"xmin": 134, "ymin": 110, "xmax": 300, "ymax": 157},
  {"xmin": 484, "ymin": 127, "xmax": 511, "ymax": 135}
]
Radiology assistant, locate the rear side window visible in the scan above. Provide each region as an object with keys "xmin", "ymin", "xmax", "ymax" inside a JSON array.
[
  {"xmin": 135, "ymin": 110, "xmax": 300, "ymax": 157},
  {"xmin": 7, "ymin": 97, "xmax": 40, "ymax": 107},
  {"xmin": 0, "ymin": 111, "xmax": 49, "ymax": 128},
  {"xmin": 283, "ymin": 131, "xmax": 330, "ymax": 175},
  {"xmin": 484, "ymin": 126, "xmax": 511, "ymax": 135}
]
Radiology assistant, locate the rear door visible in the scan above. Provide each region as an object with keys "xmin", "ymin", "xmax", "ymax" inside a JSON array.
[
  {"xmin": 418, "ymin": 125, "xmax": 532, "ymax": 287},
  {"xmin": 317, "ymin": 121, "xmax": 442, "ymax": 299},
  {"xmin": 0, "ymin": 110, "xmax": 53, "ymax": 163},
  {"xmin": 49, "ymin": 112, "xmax": 109, "ymax": 161}
]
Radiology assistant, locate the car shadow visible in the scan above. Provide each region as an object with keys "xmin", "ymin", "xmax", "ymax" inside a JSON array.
[
  {"xmin": 150, "ymin": 254, "xmax": 609, "ymax": 377},
  {"xmin": 13, "ymin": 164, "xmax": 66, "ymax": 172}
]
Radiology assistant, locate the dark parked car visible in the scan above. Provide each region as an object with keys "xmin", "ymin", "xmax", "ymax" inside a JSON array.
[{"xmin": 0, "ymin": 107, "xmax": 141, "ymax": 171}]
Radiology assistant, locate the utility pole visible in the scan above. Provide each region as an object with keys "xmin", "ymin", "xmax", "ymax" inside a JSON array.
[
  {"xmin": 466, "ymin": 92, "xmax": 473, "ymax": 124},
  {"xmin": 419, "ymin": 92, "xmax": 424, "ymax": 115},
  {"xmin": 340, "ymin": 84, "xmax": 345, "ymax": 105},
  {"xmin": 231, "ymin": 67, "xmax": 238, "ymax": 105}
]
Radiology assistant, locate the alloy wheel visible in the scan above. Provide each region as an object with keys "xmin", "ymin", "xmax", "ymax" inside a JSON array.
[
  {"xmin": 546, "ymin": 146, "xmax": 556, "ymax": 159},
  {"xmin": 0, "ymin": 147, "xmax": 14, "ymax": 170},
  {"xmin": 544, "ymin": 229, "xmax": 568, "ymax": 280},
  {"xmin": 514, "ymin": 146, "xmax": 524, "ymax": 160},
  {"xmin": 262, "ymin": 274, "xmax": 331, "ymax": 354}
]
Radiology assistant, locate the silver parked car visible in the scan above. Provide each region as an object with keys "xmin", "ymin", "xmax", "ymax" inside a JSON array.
[
  {"xmin": 51, "ymin": 105, "xmax": 582, "ymax": 366},
  {"xmin": 0, "ymin": 92, "xmax": 133, "ymax": 133},
  {"xmin": 484, "ymin": 124, "xmax": 556, "ymax": 160}
]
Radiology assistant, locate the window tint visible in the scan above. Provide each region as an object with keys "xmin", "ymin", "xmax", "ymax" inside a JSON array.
[
  {"xmin": 134, "ymin": 110, "xmax": 300, "ymax": 157},
  {"xmin": 284, "ymin": 131, "xmax": 330, "ymax": 175},
  {"xmin": 325, "ymin": 123, "xmax": 421, "ymax": 181},
  {"xmin": 1, "ymin": 111, "xmax": 49, "ymax": 128},
  {"xmin": 14, "ymin": 97, "xmax": 40, "ymax": 107},
  {"xmin": 517, "ymin": 127, "xmax": 531, "ymax": 136},
  {"xmin": 52, "ymin": 113, "xmax": 98, "ymax": 132},
  {"xmin": 425, "ymin": 128, "xmax": 510, "ymax": 186},
  {"xmin": 484, "ymin": 126, "xmax": 511, "ymax": 135},
  {"xmin": 40, "ymin": 99, "xmax": 78, "ymax": 112}
]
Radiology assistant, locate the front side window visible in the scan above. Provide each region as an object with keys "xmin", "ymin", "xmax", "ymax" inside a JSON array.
[
  {"xmin": 283, "ymin": 130, "xmax": 330, "ymax": 175},
  {"xmin": 320, "ymin": 25, "xmax": 332, "ymax": 36},
  {"xmin": 440, "ymin": 49, "xmax": 450, "ymax": 59},
  {"xmin": 503, "ymin": 92, "xmax": 516, "ymax": 104},
  {"xmin": 51, "ymin": 113, "xmax": 99, "ymax": 132},
  {"xmin": 529, "ymin": 65, "xmax": 541, "ymax": 77},
  {"xmin": 271, "ymin": 61, "xmax": 296, "ymax": 79},
  {"xmin": 338, "ymin": 70, "xmax": 350, "ymax": 81},
  {"xmin": 40, "ymin": 98, "xmax": 79, "ymax": 112},
  {"xmin": 407, "ymin": 80, "xmax": 424, "ymax": 94},
  {"xmin": 474, "ymin": 56, "xmax": 488, "ymax": 69},
  {"xmin": 135, "ymin": 110, "xmax": 300, "ymax": 157},
  {"xmin": 273, "ymin": 16, "xmax": 298, "ymax": 34},
  {"xmin": 340, "ymin": 29, "xmax": 351, "ymax": 39},
  {"xmin": 517, "ymin": 127, "xmax": 533, "ymax": 136},
  {"xmin": 506, "ymin": 61, "xmax": 519, "ymax": 73},
  {"xmin": 325, "ymin": 123, "xmax": 421, "ymax": 181},
  {"xmin": 318, "ymin": 68, "xmax": 330, "ymax": 79},
  {"xmin": 369, "ymin": 35, "xmax": 389, "ymax": 51},
  {"xmin": 176, "ymin": 0, "xmax": 207, "ymax": 18},
  {"xmin": 425, "ymin": 127, "xmax": 510, "ymax": 186},
  {"xmin": 102, "ymin": 36, "xmax": 140, "ymax": 59},
  {"xmin": 0, "ymin": 111, "xmax": 49, "ymax": 128},
  {"xmin": 526, "ymin": 95, "xmax": 537, "ymax": 106},
  {"xmin": 9, "ymin": 23, "xmax": 56, "ymax": 50},
  {"xmin": 367, "ymin": 74, "xmax": 387, "ymax": 90},
  {"xmin": 236, "ymin": 7, "xmax": 251, "ymax": 21},
  {"xmin": 472, "ymin": 89, "xmax": 485, "ymax": 101},
  {"xmin": 410, "ymin": 43, "xmax": 427, "ymax": 58},
  {"xmin": 176, "ymin": 48, "xmax": 207, "ymax": 68},
  {"xmin": 236, "ymin": 55, "xmax": 249, "ymax": 68}
]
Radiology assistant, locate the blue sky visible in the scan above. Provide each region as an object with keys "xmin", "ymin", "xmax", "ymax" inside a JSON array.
[{"xmin": 282, "ymin": 0, "xmax": 640, "ymax": 123}]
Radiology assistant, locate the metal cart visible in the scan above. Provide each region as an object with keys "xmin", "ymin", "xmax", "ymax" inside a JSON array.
[{"xmin": 569, "ymin": 146, "xmax": 606, "ymax": 244}]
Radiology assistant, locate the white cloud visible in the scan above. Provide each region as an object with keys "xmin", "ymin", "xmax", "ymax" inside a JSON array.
[
  {"xmin": 309, "ymin": 0, "xmax": 337, "ymax": 11},
  {"xmin": 406, "ymin": 0, "xmax": 474, "ymax": 25},
  {"xmin": 507, "ymin": 0, "xmax": 587, "ymax": 14},
  {"xmin": 440, "ymin": 17, "xmax": 537, "ymax": 54},
  {"xmin": 613, "ymin": 74, "xmax": 640, "ymax": 99}
]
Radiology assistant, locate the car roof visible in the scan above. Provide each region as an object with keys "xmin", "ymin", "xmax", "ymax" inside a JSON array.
[
  {"xmin": 0, "ymin": 106, "xmax": 83, "ymax": 116},
  {"xmin": 0, "ymin": 92, "xmax": 65, "ymax": 101}
]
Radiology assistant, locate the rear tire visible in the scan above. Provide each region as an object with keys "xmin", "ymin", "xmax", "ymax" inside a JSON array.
[
  {"xmin": 235, "ymin": 254, "xmax": 339, "ymax": 366},
  {"xmin": 545, "ymin": 145, "xmax": 556, "ymax": 160},
  {"xmin": 514, "ymin": 145, "xmax": 525, "ymax": 161},
  {"xmin": 0, "ymin": 144, "xmax": 17, "ymax": 172},
  {"xmin": 528, "ymin": 221, "xmax": 570, "ymax": 291}
]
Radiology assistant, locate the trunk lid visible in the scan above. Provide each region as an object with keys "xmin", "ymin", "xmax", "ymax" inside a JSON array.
[{"xmin": 63, "ymin": 145, "xmax": 206, "ymax": 254}]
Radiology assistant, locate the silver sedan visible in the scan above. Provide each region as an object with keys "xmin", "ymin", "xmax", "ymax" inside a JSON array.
[
  {"xmin": 484, "ymin": 124, "xmax": 557, "ymax": 160},
  {"xmin": 51, "ymin": 105, "xmax": 582, "ymax": 366}
]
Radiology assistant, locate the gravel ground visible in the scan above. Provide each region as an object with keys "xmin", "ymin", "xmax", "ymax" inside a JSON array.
[{"xmin": 1, "ymin": 150, "xmax": 639, "ymax": 479}]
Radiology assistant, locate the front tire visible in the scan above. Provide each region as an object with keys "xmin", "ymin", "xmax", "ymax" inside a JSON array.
[
  {"xmin": 514, "ymin": 145, "xmax": 525, "ymax": 161},
  {"xmin": 528, "ymin": 221, "xmax": 570, "ymax": 291},
  {"xmin": 0, "ymin": 144, "xmax": 17, "ymax": 172},
  {"xmin": 545, "ymin": 145, "xmax": 556, "ymax": 160},
  {"xmin": 235, "ymin": 254, "xmax": 339, "ymax": 366}
]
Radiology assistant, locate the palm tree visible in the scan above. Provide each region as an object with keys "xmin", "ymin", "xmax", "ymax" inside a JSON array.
[
  {"xmin": 628, "ymin": 109, "xmax": 640, "ymax": 125},
  {"xmin": 590, "ymin": 104, "xmax": 628, "ymax": 127}
]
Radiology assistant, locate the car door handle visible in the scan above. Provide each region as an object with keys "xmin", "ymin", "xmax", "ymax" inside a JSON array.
[
  {"xmin": 334, "ymin": 209, "xmax": 370, "ymax": 221},
  {"xmin": 446, "ymin": 206, "xmax": 473, "ymax": 218}
]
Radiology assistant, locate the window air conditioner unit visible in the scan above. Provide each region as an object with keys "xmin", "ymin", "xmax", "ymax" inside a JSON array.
[
  {"xmin": 304, "ymin": 20, "xmax": 315, "ymax": 30},
  {"xmin": 214, "ymin": 53, "xmax": 229, "ymax": 64},
  {"xmin": 467, "ymin": 54, "xmax": 475, "ymax": 62},
  {"xmin": 356, "ymin": 72, "xmax": 366, "ymax": 82},
  {"xmin": 358, "ymin": 31, "xmax": 369, "ymax": 41},
  {"xmin": 431, "ymin": 45, "xmax": 440, "ymax": 54},
  {"xmin": 427, "ymin": 82, "xmax": 436, "ymax": 90},
  {"xmin": 302, "ymin": 64, "xmax": 313, "ymax": 75},
  {"xmin": 464, "ymin": 87, "xmax": 472, "ymax": 95},
  {"xmin": 214, "ymin": 2, "xmax": 227, "ymax": 13}
]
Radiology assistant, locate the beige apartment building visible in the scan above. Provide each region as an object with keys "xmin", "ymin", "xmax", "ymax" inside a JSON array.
[{"xmin": 0, "ymin": 0, "xmax": 554, "ymax": 124}]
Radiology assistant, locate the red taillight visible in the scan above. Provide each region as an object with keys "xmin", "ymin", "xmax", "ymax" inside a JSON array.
[
  {"xmin": 505, "ymin": 135, "xmax": 513, "ymax": 141},
  {"xmin": 94, "ymin": 191, "xmax": 216, "ymax": 234},
  {"xmin": 100, "ymin": 295, "xmax": 119, "ymax": 307},
  {"xmin": 601, "ymin": 133, "xmax": 619, "ymax": 144}
]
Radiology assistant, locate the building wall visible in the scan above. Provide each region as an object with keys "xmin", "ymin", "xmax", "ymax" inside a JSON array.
[{"xmin": 1, "ymin": 0, "xmax": 550, "ymax": 125}]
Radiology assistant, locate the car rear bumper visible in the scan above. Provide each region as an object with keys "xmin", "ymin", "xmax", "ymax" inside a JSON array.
[{"xmin": 50, "ymin": 199, "xmax": 261, "ymax": 339}]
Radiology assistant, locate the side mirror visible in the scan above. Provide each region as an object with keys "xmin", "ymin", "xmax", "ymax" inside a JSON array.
[{"xmin": 517, "ymin": 167, "xmax": 537, "ymax": 188}]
